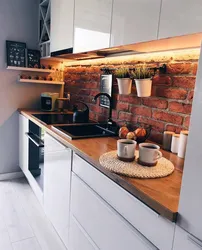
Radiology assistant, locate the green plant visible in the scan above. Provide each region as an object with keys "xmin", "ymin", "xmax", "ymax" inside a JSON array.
[
  {"xmin": 131, "ymin": 65, "xmax": 152, "ymax": 79},
  {"xmin": 115, "ymin": 68, "xmax": 130, "ymax": 78}
]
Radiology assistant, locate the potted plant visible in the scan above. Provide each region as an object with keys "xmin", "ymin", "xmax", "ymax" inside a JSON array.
[
  {"xmin": 132, "ymin": 65, "xmax": 153, "ymax": 97},
  {"xmin": 115, "ymin": 68, "xmax": 132, "ymax": 95}
]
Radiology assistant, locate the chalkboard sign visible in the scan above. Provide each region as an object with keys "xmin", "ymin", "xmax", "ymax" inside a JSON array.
[
  {"xmin": 27, "ymin": 49, "xmax": 41, "ymax": 68},
  {"xmin": 6, "ymin": 40, "xmax": 26, "ymax": 67}
]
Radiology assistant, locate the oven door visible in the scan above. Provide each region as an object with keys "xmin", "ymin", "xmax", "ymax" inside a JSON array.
[{"xmin": 26, "ymin": 120, "xmax": 45, "ymax": 191}]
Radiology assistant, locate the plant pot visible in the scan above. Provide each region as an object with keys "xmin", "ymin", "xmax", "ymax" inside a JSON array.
[
  {"xmin": 135, "ymin": 78, "xmax": 152, "ymax": 97},
  {"xmin": 117, "ymin": 78, "xmax": 132, "ymax": 95}
]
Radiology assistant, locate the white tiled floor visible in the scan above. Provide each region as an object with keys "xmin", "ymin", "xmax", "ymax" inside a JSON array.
[{"xmin": 0, "ymin": 178, "xmax": 67, "ymax": 250}]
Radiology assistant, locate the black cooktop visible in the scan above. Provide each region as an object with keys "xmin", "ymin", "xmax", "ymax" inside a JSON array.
[{"xmin": 32, "ymin": 113, "xmax": 95, "ymax": 125}]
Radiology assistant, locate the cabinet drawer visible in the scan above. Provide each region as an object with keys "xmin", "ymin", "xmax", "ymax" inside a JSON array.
[
  {"xmin": 173, "ymin": 226, "xmax": 202, "ymax": 250},
  {"xmin": 71, "ymin": 173, "xmax": 156, "ymax": 250},
  {"xmin": 45, "ymin": 133, "xmax": 66, "ymax": 152},
  {"xmin": 69, "ymin": 214, "xmax": 99, "ymax": 250},
  {"xmin": 73, "ymin": 153, "xmax": 175, "ymax": 250}
]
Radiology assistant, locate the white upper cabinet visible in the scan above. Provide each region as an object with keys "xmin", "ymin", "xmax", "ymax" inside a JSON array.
[
  {"xmin": 158, "ymin": 0, "xmax": 202, "ymax": 39},
  {"xmin": 50, "ymin": 0, "xmax": 74, "ymax": 52},
  {"xmin": 110, "ymin": 0, "xmax": 161, "ymax": 47},
  {"xmin": 73, "ymin": 0, "xmax": 113, "ymax": 53}
]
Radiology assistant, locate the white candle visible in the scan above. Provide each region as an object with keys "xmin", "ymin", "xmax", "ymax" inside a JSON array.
[
  {"xmin": 178, "ymin": 131, "xmax": 189, "ymax": 159},
  {"xmin": 171, "ymin": 134, "xmax": 180, "ymax": 154}
]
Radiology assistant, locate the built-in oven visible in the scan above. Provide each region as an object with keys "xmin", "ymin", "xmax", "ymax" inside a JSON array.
[{"xmin": 25, "ymin": 120, "xmax": 45, "ymax": 191}]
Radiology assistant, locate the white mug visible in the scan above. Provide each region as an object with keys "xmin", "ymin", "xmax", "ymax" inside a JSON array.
[
  {"xmin": 139, "ymin": 143, "xmax": 162, "ymax": 166},
  {"xmin": 117, "ymin": 139, "xmax": 137, "ymax": 162}
]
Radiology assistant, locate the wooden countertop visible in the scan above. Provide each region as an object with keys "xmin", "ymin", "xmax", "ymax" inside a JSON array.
[{"xmin": 20, "ymin": 109, "xmax": 184, "ymax": 222}]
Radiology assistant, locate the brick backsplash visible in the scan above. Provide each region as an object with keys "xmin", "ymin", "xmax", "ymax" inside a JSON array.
[{"xmin": 64, "ymin": 49, "xmax": 199, "ymax": 144}]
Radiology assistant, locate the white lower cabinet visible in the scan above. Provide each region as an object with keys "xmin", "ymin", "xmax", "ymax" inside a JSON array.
[
  {"xmin": 19, "ymin": 114, "xmax": 29, "ymax": 173},
  {"xmin": 73, "ymin": 153, "xmax": 175, "ymax": 250},
  {"xmin": 44, "ymin": 133, "xmax": 72, "ymax": 249},
  {"xmin": 69, "ymin": 214, "xmax": 99, "ymax": 250},
  {"xmin": 70, "ymin": 173, "xmax": 156, "ymax": 250},
  {"xmin": 173, "ymin": 226, "xmax": 202, "ymax": 250}
]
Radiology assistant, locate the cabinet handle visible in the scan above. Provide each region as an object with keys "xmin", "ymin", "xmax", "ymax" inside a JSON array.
[
  {"xmin": 25, "ymin": 132, "xmax": 44, "ymax": 148},
  {"xmin": 188, "ymin": 235, "xmax": 202, "ymax": 249}
]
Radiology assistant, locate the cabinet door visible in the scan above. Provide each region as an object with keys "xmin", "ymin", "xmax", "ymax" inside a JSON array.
[
  {"xmin": 158, "ymin": 0, "xmax": 202, "ymax": 39},
  {"xmin": 71, "ymin": 173, "xmax": 157, "ymax": 250},
  {"xmin": 44, "ymin": 134, "xmax": 72, "ymax": 248},
  {"xmin": 73, "ymin": 0, "xmax": 113, "ymax": 53},
  {"xmin": 19, "ymin": 114, "xmax": 29, "ymax": 173},
  {"xmin": 110, "ymin": 0, "xmax": 161, "ymax": 47},
  {"xmin": 173, "ymin": 226, "xmax": 202, "ymax": 250},
  {"xmin": 50, "ymin": 0, "xmax": 74, "ymax": 52},
  {"xmin": 73, "ymin": 153, "xmax": 174, "ymax": 250},
  {"xmin": 177, "ymin": 47, "xmax": 202, "ymax": 242},
  {"xmin": 69, "ymin": 215, "xmax": 99, "ymax": 250}
]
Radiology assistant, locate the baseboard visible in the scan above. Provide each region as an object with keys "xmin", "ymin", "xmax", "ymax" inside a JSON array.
[{"xmin": 0, "ymin": 171, "xmax": 24, "ymax": 181}]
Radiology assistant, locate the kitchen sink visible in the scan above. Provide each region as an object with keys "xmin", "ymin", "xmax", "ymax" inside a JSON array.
[
  {"xmin": 32, "ymin": 113, "xmax": 95, "ymax": 125},
  {"xmin": 52, "ymin": 124, "xmax": 117, "ymax": 140}
]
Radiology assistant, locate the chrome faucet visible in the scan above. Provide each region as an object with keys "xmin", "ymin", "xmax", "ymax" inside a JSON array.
[{"xmin": 92, "ymin": 93, "xmax": 116, "ymax": 127}]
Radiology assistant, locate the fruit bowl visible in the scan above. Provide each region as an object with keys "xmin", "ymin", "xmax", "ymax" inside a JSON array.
[
  {"xmin": 134, "ymin": 124, "xmax": 152, "ymax": 143},
  {"xmin": 119, "ymin": 123, "xmax": 152, "ymax": 143}
]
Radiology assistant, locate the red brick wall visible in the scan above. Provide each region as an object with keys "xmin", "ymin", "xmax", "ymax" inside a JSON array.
[{"xmin": 64, "ymin": 50, "xmax": 199, "ymax": 144}]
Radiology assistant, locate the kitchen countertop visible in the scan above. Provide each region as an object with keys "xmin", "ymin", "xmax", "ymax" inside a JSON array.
[{"xmin": 20, "ymin": 109, "xmax": 184, "ymax": 222}]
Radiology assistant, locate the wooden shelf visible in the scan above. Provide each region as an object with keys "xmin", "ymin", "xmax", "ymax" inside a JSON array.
[
  {"xmin": 7, "ymin": 66, "xmax": 54, "ymax": 73},
  {"xmin": 19, "ymin": 79, "xmax": 64, "ymax": 85}
]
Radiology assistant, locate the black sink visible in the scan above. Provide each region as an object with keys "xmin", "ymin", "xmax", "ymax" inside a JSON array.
[
  {"xmin": 52, "ymin": 124, "xmax": 117, "ymax": 140},
  {"xmin": 32, "ymin": 113, "xmax": 95, "ymax": 125}
]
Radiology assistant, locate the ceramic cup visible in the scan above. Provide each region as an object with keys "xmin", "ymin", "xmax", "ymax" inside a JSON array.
[
  {"xmin": 139, "ymin": 143, "xmax": 162, "ymax": 166},
  {"xmin": 117, "ymin": 139, "xmax": 137, "ymax": 162}
]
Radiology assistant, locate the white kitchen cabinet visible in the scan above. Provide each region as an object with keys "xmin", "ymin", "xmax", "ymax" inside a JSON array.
[
  {"xmin": 50, "ymin": 0, "xmax": 74, "ymax": 52},
  {"xmin": 19, "ymin": 114, "xmax": 29, "ymax": 173},
  {"xmin": 158, "ymin": 0, "xmax": 202, "ymax": 39},
  {"xmin": 173, "ymin": 226, "xmax": 202, "ymax": 250},
  {"xmin": 110, "ymin": 0, "xmax": 161, "ymax": 47},
  {"xmin": 71, "ymin": 173, "xmax": 157, "ymax": 250},
  {"xmin": 44, "ymin": 133, "xmax": 72, "ymax": 248},
  {"xmin": 69, "ymin": 215, "xmax": 99, "ymax": 250},
  {"xmin": 73, "ymin": 153, "xmax": 174, "ymax": 250},
  {"xmin": 73, "ymin": 0, "xmax": 113, "ymax": 53}
]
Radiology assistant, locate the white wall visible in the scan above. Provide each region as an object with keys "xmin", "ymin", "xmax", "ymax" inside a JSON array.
[{"xmin": 0, "ymin": 0, "xmax": 59, "ymax": 174}]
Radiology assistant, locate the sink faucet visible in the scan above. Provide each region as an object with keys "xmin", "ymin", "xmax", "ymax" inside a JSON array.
[{"xmin": 92, "ymin": 93, "xmax": 116, "ymax": 127}]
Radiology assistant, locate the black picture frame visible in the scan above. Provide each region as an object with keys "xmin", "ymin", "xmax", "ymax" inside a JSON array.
[
  {"xmin": 27, "ymin": 49, "xmax": 41, "ymax": 68},
  {"xmin": 6, "ymin": 40, "xmax": 26, "ymax": 67}
]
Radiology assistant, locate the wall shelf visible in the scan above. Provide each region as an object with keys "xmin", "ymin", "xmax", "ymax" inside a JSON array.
[
  {"xmin": 19, "ymin": 79, "xmax": 64, "ymax": 85},
  {"xmin": 7, "ymin": 66, "xmax": 55, "ymax": 73},
  {"xmin": 39, "ymin": 0, "xmax": 51, "ymax": 57}
]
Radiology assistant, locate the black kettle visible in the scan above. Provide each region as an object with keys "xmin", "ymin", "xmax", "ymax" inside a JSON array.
[{"xmin": 73, "ymin": 102, "xmax": 89, "ymax": 123}]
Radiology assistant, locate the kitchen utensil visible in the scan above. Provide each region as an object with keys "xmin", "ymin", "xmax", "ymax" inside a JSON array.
[
  {"xmin": 117, "ymin": 139, "xmax": 137, "ymax": 162},
  {"xmin": 171, "ymin": 134, "xmax": 180, "ymax": 154},
  {"xmin": 139, "ymin": 143, "xmax": 162, "ymax": 166},
  {"xmin": 178, "ymin": 130, "xmax": 189, "ymax": 158},
  {"xmin": 163, "ymin": 131, "xmax": 175, "ymax": 151},
  {"xmin": 41, "ymin": 92, "xmax": 59, "ymax": 111},
  {"xmin": 73, "ymin": 102, "xmax": 89, "ymax": 123}
]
